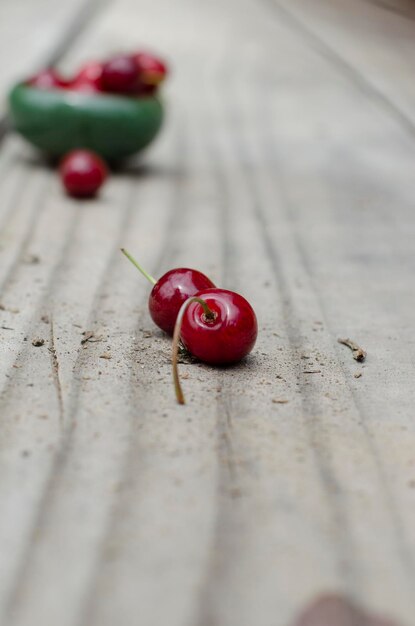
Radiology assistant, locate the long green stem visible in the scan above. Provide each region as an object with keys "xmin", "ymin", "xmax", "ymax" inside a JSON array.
[
  {"xmin": 121, "ymin": 248, "xmax": 156, "ymax": 285},
  {"xmin": 172, "ymin": 297, "xmax": 215, "ymax": 405}
]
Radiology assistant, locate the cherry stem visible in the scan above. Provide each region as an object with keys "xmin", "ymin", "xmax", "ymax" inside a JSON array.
[
  {"xmin": 121, "ymin": 248, "xmax": 156, "ymax": 285},
  {"xmin": 172, "ymin": 296, "xmax": 215, "ymax": 405}
]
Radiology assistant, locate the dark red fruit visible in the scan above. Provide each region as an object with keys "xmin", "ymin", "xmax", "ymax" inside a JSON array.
[
  {"xmin": 60, "ymin": 150, "xmax": 108, "ymax": 198},
  {"xmin": 120, "ymin": 249, "xmax": 215, "ymax": 335},
  {"xmin": 149, "ymin": 268, "xmax": 215, "ymax": 335},
  {"xmin": 172, "ymin": 289, "xmax": 258, "ymax": 403},
  {"xmin": 180, "ymin": 289, "xmax": 258, "ymax": 365},
  {"xmin": 134, "ymin": 82, "xmax": 157, "ymax": 96},
  {"xmin": 134, "ymin": 52, "xmax": 168, "ymax": 85},
  {"xmin": 101, "ymin": 55, "xmax": 139, "ymax": 94},
  {"xmin": 27, "ymin": 68, "xmax": 68, "ymax": 90},
  {"xmin": 70, "ymin": 61, "xmax": 103, "ymax": 93}
]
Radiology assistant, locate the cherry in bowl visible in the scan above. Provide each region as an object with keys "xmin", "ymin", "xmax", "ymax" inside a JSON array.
[
  {"xmin": 27, "ymin": 68, "xmax": 68, "ymax": 90},
  {"xmin": 134, "ymin": 52, "xmax": 168, "ymax": 85},
  {"xmin": 101, "ymin": 55, "xmax": 140, "ymax": 94},
  {"xmin": 70, "ymin": 61, "xmax": 104, "ymax": 93},
  {"xmin": 100, "ymin": 52, "xmax": 167, "ymax": 95},
  {"xmin": 121, "ymin": 249, "xmax": 215, "ymax": 335}
]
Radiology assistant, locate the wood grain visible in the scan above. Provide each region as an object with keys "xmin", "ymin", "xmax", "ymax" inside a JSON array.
[
  {"xmin": 0, "ymin": 0, "xmax": 103, "ymax": 120},
  {"xmin": 0, "ymin": 0, "xmax": 414, "ymax": 625}
]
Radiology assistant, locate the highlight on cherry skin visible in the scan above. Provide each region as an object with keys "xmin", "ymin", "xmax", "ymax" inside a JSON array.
[
  {"xmin": 120, "ymin": 249, "xmax": 215, "ymax": 335},
  {"xmin": 70, "ymin": 61, "xmax": 104, "ymax": 93},
  {"xmin": 172, "ymin": 289, "xmax": 258, "ymax": 404},
  {"xmin": 25, "ymin": 51, "xmax": 168, "ymax": 95}
]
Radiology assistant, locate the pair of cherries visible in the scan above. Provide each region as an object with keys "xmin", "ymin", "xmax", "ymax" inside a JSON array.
[
  {"xmin": 121, "ymin": 249, "xmax": 258, "ymax": 404},
  {"xmin": 27, "ymin": 51, "xmax": 168, "ymax": 96}
]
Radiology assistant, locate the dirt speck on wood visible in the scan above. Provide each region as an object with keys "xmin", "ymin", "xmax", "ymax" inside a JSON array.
[
  {"xmin": 338, "ymin": 337, "xmax": 366, "ymax": 362},
  {"xmin": 23, "ymin": 254, "xmax": 41, "ymax": 264},
  {"xmin": 0, "ymin": 304, "xmax": 20, "ymax": 314},
  {"xmin": 32, "ymin": 338, "xmax": 45, "ymax": 347},
  {"xmin": 81, "ymin": 330, "xmax": 103, "ymax": 345}
]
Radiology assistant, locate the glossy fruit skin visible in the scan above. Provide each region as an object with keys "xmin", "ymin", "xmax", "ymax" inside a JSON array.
[
  {"xmin": 134, "ymin": 52, "xmax": 168, "ymax": 85},
  {"xmin": 9, "ymin": 84, "xmax": 164, "ymax": 161},
  {"xmin": 26, "ymin": 68, "xmax": 68, "ymax": 90},
  {"xmin": 60, "ymin": 150, "xmax": 108, "ymax": 198},
  {"xmin": 180, "ymin": 288, "xmax": 258, "ymax": 365},
  {"xmin": 101, "ymin": 55, "xmax": 139, "ymax": 94},
  {"xmin": 70, "ymin": 61, "xmax": 103, "ymax": 93},
  {"xmin": 149, "ymin": 269, "xmax": 215, "ymax": 335}
]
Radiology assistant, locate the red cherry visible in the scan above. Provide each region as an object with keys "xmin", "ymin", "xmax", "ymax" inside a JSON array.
[
  {"xmin": 101, "ymin": 55, "xmax": 139, "ymax": 94},
  {"xmin": 70, "ymin": 61, "xmax": 103, "ymax": 93},
  {"xmin": 134, "ymin": 52, "xmax": 168, "ymax": 85},
  {"xmin": 60, "ymin": 150, "xmax": 108, "ymax": 198},
  {"xmin": 180, "ymin": 289, "xmax": 257, "ymax": 365},
  {"xmin": 134, "ymin": 82, "xmax": 158, "ymax": 96},
  {"xmin": 149, "ymin": 268, "xmax": 215, "ymax": 334},
  {"xmin": 121, "ymin": 249, "xmax": 215, "ymax": 335},
  {"xmin": 27, "ymin": 68, "xmax": 68, "ymax": 89},
  {"xmin": 172, "ymin": 289, "xmax": 258, "ymax": 403}
]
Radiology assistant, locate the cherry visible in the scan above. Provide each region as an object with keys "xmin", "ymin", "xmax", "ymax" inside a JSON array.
[
  {"xmin": 149, "ymin": 268, "xmax": 216, "ymax": 334},
  {"xmin": 60, "ymin": 150, "xmax": 108, "ymax": 198},
  {"xmin": 121, "ymin": 249, "xmax": 215, "ymax": 335},
  {"xmin": 27, "ymin": 68, "xmax": 68, "ymax": 90},
  {"xmin": 134, "ymin": 82, "xmax": 158, "ymax": 96},
  {"xmin": 70, "ymin": 61, "xmax": 104, "ymax": 93},
  {"xmin": 172, "ymin": 289, "xmax": 258, "ymax": 403},
  {"xmin": 101, "ymin": 55, "xmax": 139, "ymax": 94},
  {"xmin": 134, "ymin": 52, "xmax": 168, "ymax": 85},
  {"xmin": 178, "ymin": 289, "xmax": 257, "ymax": 365}
]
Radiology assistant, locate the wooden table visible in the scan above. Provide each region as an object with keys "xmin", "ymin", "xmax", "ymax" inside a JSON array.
[{"xmin": 0, "ymin": 0, "xmax": 414, "ymax": 624}]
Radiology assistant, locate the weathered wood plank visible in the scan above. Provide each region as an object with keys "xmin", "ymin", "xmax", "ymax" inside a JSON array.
[
  {"xmin": 272, "ymin": 0, "xmax": 415, "ymax": 131},
  {"xmin": 0, "ymin": 0, "xmax": 414, "ymax": 625}
]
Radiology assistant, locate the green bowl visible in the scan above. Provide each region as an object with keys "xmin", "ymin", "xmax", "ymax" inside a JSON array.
[{"xmin": 8, "ymin": 84, "xmax": 164, "ymax": 161}]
